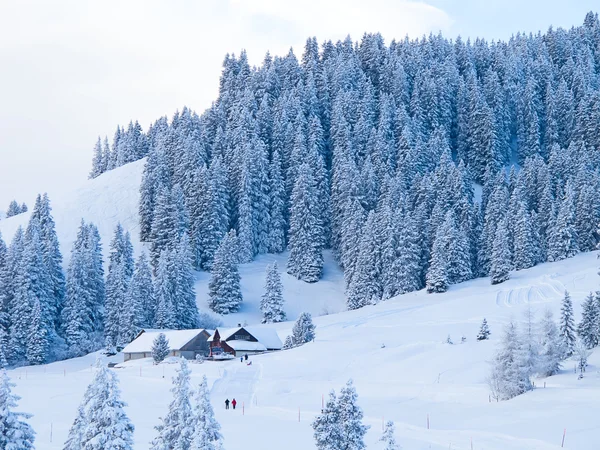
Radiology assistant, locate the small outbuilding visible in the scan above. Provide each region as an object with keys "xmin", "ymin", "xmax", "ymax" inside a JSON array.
[
  {"xmin": 208, "ymin": 326, "xmax": 282, "ymax": 357},
  {"xmin": 122, "ymin": 329, "xmax": 212, "ymax": 362}
]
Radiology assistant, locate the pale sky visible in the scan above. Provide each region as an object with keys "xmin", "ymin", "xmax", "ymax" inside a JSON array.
[{"xmin": 0, "ymin": 0, "xmax": 597, "ymax": 209}]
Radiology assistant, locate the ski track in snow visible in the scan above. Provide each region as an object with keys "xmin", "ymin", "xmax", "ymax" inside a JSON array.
[{"xmin": 494, "ymin": 274, "xmax": 565, "ymax": 308}]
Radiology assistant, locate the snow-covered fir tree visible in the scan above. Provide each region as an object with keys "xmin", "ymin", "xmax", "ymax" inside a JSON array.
[
  {"xmin": 123, "ymin": 251, "xmax": 154, "ymax": 342},
  {"xmin": 490, "ymin": 217, "xmax": 511, "ymax": 284},
  {"xmin": 208, "ymin": 230, "xmax": 242, "ymax": 314},
  {"xmin": 287, "ymin": 162, "xmax": 324, "ymax": 283},
  {"xmin": 288, "ymin": 312, "xmax": 316, "ymax": 347},
  {"xmin": 380, "ymin": 420, "xmax": 399, "ymax": 450},
  {"xmin": 152, "ymin": 333, "xmax": 170, "ymax": 364},
  {"xmin": 151, "ymin": 358, "xmax": 195, "ymax": 450},
  {"xmin": 337, "ymin": 379, "xmax": 369, "ymax": 450},
  {"xmin": 538, "ymin": 309, "xmax": 562, "ymax": 377},
  {"xmin": 153, "ymin": 249, "xmax": 176, "ymax": 329},
  {"xmin": 260, "ymin": 262, "xmax": 286, "ymax": 323},
  {"xmin": 0, "ymin": 369, "xmax": 35, "ymax": 449},
  {"xmin": 62, "ymin": 221, "xmax": 105, "ymax": 356},
  {"xmin": 191, "ymin": 375, "xmax": 223, "ymax": 450},
  {"xmin": 312, "ymin": 391, "xmax": 342, "ymax": 450},
  {"xmin": 477, "ymin": 318, "xmax": 491, "ymax": 341},
  {"xmin": 572, "ymin": 338, "xmax": 592, "ymax": 374},
  {"xmin": 577, "ymin": 292, "xmax": 599, "ymax": 349},
  {"xmin": 5, "ymin": 200, "xmax": 22, "ymax": 218},
  {"xmin": 559, "ymin": 291, "xmax": 576, "ymax": 357},
  {"xmin": 82, "ymin": 365, "xmax": 134, "ymax": 450},
  {"xmin": 489, "ymin": 321, "xmax": 533, "ymax": 401}
]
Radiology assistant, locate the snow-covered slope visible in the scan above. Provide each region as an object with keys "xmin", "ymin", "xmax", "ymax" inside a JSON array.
[{"xmin": 10, "ymin": 251, "xmax": 600, "ymax": 450}]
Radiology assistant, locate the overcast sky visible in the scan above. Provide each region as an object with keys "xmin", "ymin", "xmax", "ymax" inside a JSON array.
[{"xmin": 0, "ymin": 0, "xmax": 597, "ymax": 209}]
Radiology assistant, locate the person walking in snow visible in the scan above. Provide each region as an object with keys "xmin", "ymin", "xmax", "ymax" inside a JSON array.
[
  {"xmin": 240, "ymin": 356, "xmax": 243, "ymax": 363},
  {"xmin": 244, "ymin": 354, "xmax": 248, "ymax": 361},
  {"xmin": 232, "ymin": 398, "xmax": 237, "ymax": 410},
  {"xmin": 225, "ymin": 399, "xmax": 230, "ymax": 410}
]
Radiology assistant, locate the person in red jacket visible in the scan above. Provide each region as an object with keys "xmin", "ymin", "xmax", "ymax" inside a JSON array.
[{"xmin": 232, "ymin": 398, "xmax": 237, "ymax": 410}]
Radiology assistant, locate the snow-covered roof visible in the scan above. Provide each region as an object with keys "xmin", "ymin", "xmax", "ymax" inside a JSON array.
[
  {"xmin": 244, "ymin": 327, "xmax": 283, "ymax": 350},
  {"xmin": 226, "ymin": 341, "xmax": 267, "ymax": 352},
  {"xmin": 122, "ymin": 329, "xmax": 209, "ymax": 354},
  {"xmin": 207, "ymin": 327, "xmax": 283, "ymax": 350}
]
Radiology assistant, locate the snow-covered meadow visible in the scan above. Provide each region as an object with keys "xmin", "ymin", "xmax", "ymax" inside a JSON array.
[{"xmin": 2, "ymin": 161, "xmax": 600, "ymax": 449}]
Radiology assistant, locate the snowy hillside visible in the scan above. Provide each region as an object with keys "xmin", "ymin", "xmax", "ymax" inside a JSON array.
[
  {"xmin": 9, "ymin": 251, "xmax": 600, "ymax": 450},
  {"xmin": 0, "ymin": 160, "xmax": 346, "ymax": 326}
]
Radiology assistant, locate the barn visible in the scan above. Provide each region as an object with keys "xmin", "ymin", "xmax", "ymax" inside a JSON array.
[
  {"xmin": 208, "ymin": 326, "xmax": 283, "ymax": 357},
  {"xmin": 122, "ymin": 329, "xmax": 212, "ymax": 362}
]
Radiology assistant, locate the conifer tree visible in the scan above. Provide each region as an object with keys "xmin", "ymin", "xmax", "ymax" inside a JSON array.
[
  {"xmin": 477, "ymin": 318, "xmax": 491, "ymax": 341},
  {"xmin": 151, "ymin": 359, "xmax": 195, "ymax": 450},
  {"xmin": 312, "ymin": 391, "xmax": 342, "ymax": 450},
  {"xmin": 548, "ymin": 183, "xmax": 579, "ymax": 262},
  {"xmin": 380, "ymin": 420, "xmax": 399, "ymax": 450},
  {"xmin": 290, "ymin": 312, "xmax": 316, "ymax": 346},
  {"xmin": 90, "ymin": 137, "xmax": 104, "ymax": 179},
  {"xmin": 337, "ymin": 379, "xmax": 369, "ymax": 450},
  {"xmin": 489, "ymin": 322, "xmax": 532, "ymax": 401},
  {"xmin": 172, "ymin": 236, "xmax": 201, "ymax": 329},
  {"xmin": 577, "ymin": 293, "xmax": 599, "ymax": 349},
  {"xmin": 260, "ymin": 262, "xmax": 286, "ymax": 323},
  {"xmin": 152, "ymin": 333, "xmax": 170, "ymax": 364},
  {"xmin": 76, "ymin": 363, "xmax": 134, "ymax": 450},
  {"xmin": 128, "ymin": 251, "xmax": 155, "ymax": 329},
  {"xmin": 191, "ymin": 375, "xmax": 223, "ymax": 450},
  {"xmin": 287, "ymin": 163, "xmax": 324, "ymax": 283},
  {"xmin": 538, "ymin": 309, "xmax": 562, "ymax": 377},
  {"xmin": 5, "ymin": 201, "xmax": 21, "ymax": 218},
  {"xmin": 490, "ymin": 217, "xmax": 511, "ymax": 284},
  {"xmin": 560, "ymin": 291, "xmax": 576, "ymax": 357},
  {"xmin": 208, "ymin": 230, "xmax": 242, "ymax": 314},
  {"xmin": 0, "ymin": 370, "xmax": 35, "ymax": 450},
  {"xmin": 426, "ymin": 222, "xmax": 449, "ymax": 293},
  {"xmin": 154, "ymin": 250, "xmax": 176, "ymax": 329}
]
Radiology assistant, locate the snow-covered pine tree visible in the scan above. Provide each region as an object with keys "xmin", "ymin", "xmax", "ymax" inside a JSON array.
[
  {"xmin": 260, "ymin": 262, "xmax": 286, "ymax": 324},
  {"xmin": 520, "ymin": 307, "xmax": 540, "ymax": 378},
  {"xmin": 6, "ymin": 227, "xmax": 27, "ymax": 363},
  {"xmin": 287, "ymin": 162, "xmax": 324, "ymax": 283},
  {"xmin": 33, "ymin": 194, "xmax": 65, "ymax": 334},
  {"xmin": 559, "ymin": 291, "xmax": 576, "ymax": 357},
  {"xmin": 426, "ymin": 221, "xmax": 449, "ymax": 293},
  {"xmin": 577, "ymin": 293, "xmax": 599, "ymax": 349},
  {"xmin": 312, "ymin": 391, "xmax": 343, "ymax": 450},
  {"xmin": 152, "ymin": 333, "xmax": 170, "ymax": 364},
  {"xmin": 572, "ymin": 338, "xmax": 592, "ymax": 374},
  {"xmin": 337, "ymin": 379, "xmax": 369, "ymax": 450},
  {"xmin": 5, "ymin": 201, "xmax": 21, "ymax": 218},
  {"xmin": 208, "ymin": 230, "xmax": 242, "ymax": 314},
  {"xmin": 548, "ymin": 182, "xmax": 579, "ymax": 262},
  {"xmin": 0, "ymin": 370, "xmax": 35, "ymax": 449},
  {"xmin": 153, "ymin": 249, "xmax": 176, "ymax": 329},
  {"xmin": 538, "ymin": 309, "xmax": 562, "ymax": 377},
  {"xmin": 150, "ymin": 185, "xmax": 179, "ymax": 271},
  {"xmin": 79, "ymin": 364, "xmax": 134, "ymax": 450},
  {"xmin": 63, "ymin": 404, "xmax": 87, "ymax": 450},
  {"xmin": 127, "ymin": 251, "xmax": 154, "ymax": 330},
  {"xmin": 290, "ymin": 312, "xmax": 316, "ymax": 346},
  {"xmin": 171, "ymin": 235, "xmax": 200, "ymax": 329},
  {"xmin": 380, "ymin": 420, "xmax": 399, "ymax": 450},
  {"xmin": 62, "ymin": 221, "xmax": 105, "ymax": 356},
  {"xmin": 26, "ymin": 298, "xmax": 49, "ymax": 365},
  {"xmin": 151, "ymin": 358, "xmax": 195, "ymax": 450},
  {"xmin": 0, "ymin": 329, "xmax": 8, "ymax": 369},
  {"xmin": 489, "ymin": 321, "xmax": 532, "ymax": 401},
  {"xmin": 191, "ymin": 375, "xmax": 223, "ymax": 450},
  {"xmin": 490, "ymin": 217, "xmax": 511, "ymax": 284},
  {"xmin": 347, "ymin": 211, "xmax": 383, "ymax": 309},
  {"xmin": 89, "ymin": 137, "xmax": 104, "ymax": 179},
  {"xmin": 477, "ymin": 318, "xmax": 491, "ymax": 341}
]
